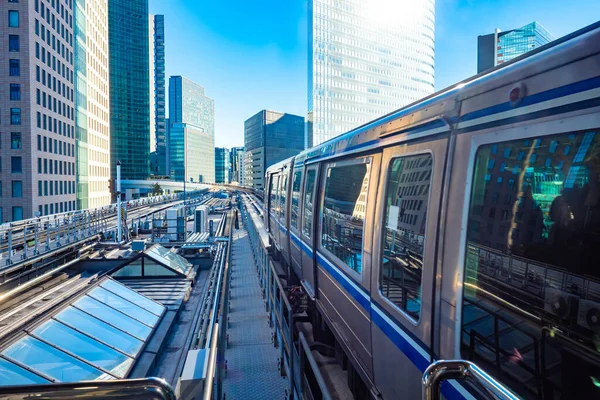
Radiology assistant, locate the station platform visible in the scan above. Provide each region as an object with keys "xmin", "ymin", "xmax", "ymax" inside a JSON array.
[{"xmin": 222, "ymin": 219, "xmax": 288, "ymax": 399}]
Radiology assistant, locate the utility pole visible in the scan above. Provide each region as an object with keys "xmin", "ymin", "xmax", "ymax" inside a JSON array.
[{"xmin": 117, "ymin": 160, "xmax": 122, "ymax": 243}]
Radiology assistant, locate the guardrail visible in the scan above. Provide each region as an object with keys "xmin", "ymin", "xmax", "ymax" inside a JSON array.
[
  {"xmin": 239, "ymin": 193, "xmax": 332, "ymax": 400},
  {"xmin": 0, "ymin": 377, "xmax": 176, "ymax": 400},
  {"xmin": 422, "ymin": 360, "xmax": 519, "ymax": 400}
]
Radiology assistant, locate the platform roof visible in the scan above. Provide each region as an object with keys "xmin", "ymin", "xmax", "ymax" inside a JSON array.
[{"xmin": 0, "ymin": 278, "xmax": 165, "ymax": 384}]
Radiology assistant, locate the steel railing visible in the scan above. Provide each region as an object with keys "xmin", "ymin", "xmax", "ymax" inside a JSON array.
[
  {"xmin": 422, "ymin": 360, "xmax": 519, "ymax": 400},
  {"xmin": 239, "ymin": 193, "xmax": 332, "ymax": 400},
  {"xmin": 0, "ymin": 377, "xmax": 176, "ymax": 400}
]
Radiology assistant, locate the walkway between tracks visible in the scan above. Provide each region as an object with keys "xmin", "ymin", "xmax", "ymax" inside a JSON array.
[{"xmin": 222, "ymin": 218, "xmax": 287, "ymax": 399}]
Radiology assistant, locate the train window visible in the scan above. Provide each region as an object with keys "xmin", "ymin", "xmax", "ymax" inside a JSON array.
[
  {"xmin": 279, "ymin": 172, "xmax": 288, "ymax": 220},
  {"xmin": 291, "ymin": 169, "xmax": 302, "ymax": 229},
  {"xmin": 269, "ymin": 174, "xmax": 279, "ymax": 220},
  {"xmin": 302, "ymin": 169, "xmax": 316, "ymax": 239},
  {"xmin": 321, "ymin": 159, "xmax": 370, "ymax": 274},
  {"xmin": 461, "ymin": 129, "xmax": 600, "ymax": 399},
  {"xmin": 380, "ymin": 153, "xmax": 432, "ymax": 320}
]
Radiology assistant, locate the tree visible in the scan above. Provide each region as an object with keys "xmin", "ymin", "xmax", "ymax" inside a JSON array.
[{"xmin": 151, "ymin": 182, "xmax": 163, "ymax": 196}]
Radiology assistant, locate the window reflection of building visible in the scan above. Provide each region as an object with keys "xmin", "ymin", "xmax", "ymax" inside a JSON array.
[
  {"xmin": 322, "ymin": 163, "xmax": 369, "ymax": 273},
  {"xmin": 381, "ymin": 154, "xmax": 433, "ymax": 320},
  {"xmin": 462, "ymin": 130, "xmax": 600, "ymax": 399}
]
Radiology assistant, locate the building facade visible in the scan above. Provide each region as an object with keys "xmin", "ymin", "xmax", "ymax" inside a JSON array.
[
  {"xmin": 169, "ymin": 123, "xmax": 214, "ymax": 183},
  {"xmin": 229, "ymin": 146, "xmax": 244, "ymax": 184},
  {"xmin": 149, "ymin": 14, "xmax": 166, "ymax": 176},
  {"xmin": 477, "ymin": 22, "xmax": 554, "ymax": 73},
  {"xmin": 215, "ymin": 147, "xmax": 230, "ymax": 184},
  {"xmin": 244, "ymin": 110, "xmax": 304, "ymax": 190},
  {"xmin": 308, "ymin": 0, "xmax": 435, "ymax": 146},
  {"xmin": 168, "ymin": 76, "xmax": 215, "ymax": 183},
  {"xmin": 1, "ymin": 0, "xmax": 78, "ymax": 221},
  {"xmin": 75, "ymin": 0, "xmax": 111, "ymax": 210},
  {"xmin": 108, "ymin": 0, "xmax": 150, "ymax": 180}
]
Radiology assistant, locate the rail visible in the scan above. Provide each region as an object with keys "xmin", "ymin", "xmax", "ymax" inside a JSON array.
[
  {"xmin": 0, "ymin": 377, "xmax": 176, "ymax": 400},
  {"xmin": 422, "ymin": 360, "xmax": 518, "ymax": 400},
  {"xmin": 239, "ymin": 193, "xmax": 332, "ymax": 400}
]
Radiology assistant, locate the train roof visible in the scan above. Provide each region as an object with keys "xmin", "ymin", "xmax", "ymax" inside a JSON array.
[{"xmin": 264, "ymin": 20, "xmax": 600, "ymax": 176}]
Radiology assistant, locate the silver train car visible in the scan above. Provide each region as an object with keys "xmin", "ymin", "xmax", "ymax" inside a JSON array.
[{"xmin": 265, "ymin": 22, "xmax": 600, "ymax": 399}]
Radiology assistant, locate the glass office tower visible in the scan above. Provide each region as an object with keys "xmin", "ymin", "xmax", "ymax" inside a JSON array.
[
  {"xmin": 308, "ymin": 0, "xmax": 436, "ymax": 146},
  {"xmin": 149, "ymin": 14, "xmax": 167, "ymax": 176},
  {"xmin": 215, "ymin": 148, "xmax": 231, "ymax": 184},
  {"xmin": 108, "ymin": 0, "xmax": 150, "ymax": 180},
  {"xmin": 244, "ymin": 110, "xmax": 304, "ymax": 190},
  {"xmin": 75, "ymin": 0, "xmax": 111, "ymax": 210},
  {"xmin": 168, "ymin": 76, "xmax": 215, "ymax": 183},
  {"xmin": 477, "ymin": 22, "xmax": 555, "ymax": 73}
]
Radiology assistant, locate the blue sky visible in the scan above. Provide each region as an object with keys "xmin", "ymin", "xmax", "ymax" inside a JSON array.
[{"xmin": 149, "ymin": 0, "xmax": 600, "ymax": 148}]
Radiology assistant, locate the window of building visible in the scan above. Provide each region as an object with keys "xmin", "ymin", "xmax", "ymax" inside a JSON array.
[
  {"xmin": 12, "ymin": 181, "xmax": 22, "ymax": 198},
  {"xmin": 461, "ymin": 128, "xmax": 600, "ymax": 399},
  {"xmin": 9, "ymin": 35, "xmax": 19, "ymax": 51},
  {"xmin": 12, "ymin": 206, "xmax": 22, "ymax": 222},
  {"xmin": 380, "ymin": 154, "xmax": 433, "ymax": 320},
  {"xmin": 9, "ymin": 59, "xmax": 19, "ymax": 76},
  {"xmin": 290, "ymin": 169, "xmax": 303, "ymax": 229},
  {"xmin": 10, "ymin": 108, "xmax": 20, "ymax": 125},
  {"xmin": 321, "ymin": 160, "xmax": 370, "ymax": 274},
  {"xmin": 302, "ymin": 169, "xmax": 317, "ymax": 238},
  {"xmin": 11, "ymin": 133, "xmax": 21, "ymax": 149},
  {"xmin": 10, "ymin": 84, "xmax": 20, "ymax": 101},
  {"xmin": 11, "ymin": 157, "xmax": 22, "ymax": 173},
  {"xmin": 8, "ymin": 10, "xmax": 18, "ymax": 27},
  {"xmin": 38, "ymin": 181, "xmax": 42, "ymax": 196}
]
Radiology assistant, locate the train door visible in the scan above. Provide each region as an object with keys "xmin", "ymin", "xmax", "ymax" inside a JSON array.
[
  {"xmin": 300, "ymin": 164, "xmax": 318, "ymax": 297},
  {"xmin": 370, "ymin": 138, "xmax": 448, "ymax": 399},
  {"xmin": 289, "ymin": 166, "xmax": 305, "ymax": 286},
  {"xmin": 268, "ymin": 173, "xmax": 280, "ymax": 247},
  {"xmin": 279, "ymin": 167, "xmax": 290, "ymax": 265}
]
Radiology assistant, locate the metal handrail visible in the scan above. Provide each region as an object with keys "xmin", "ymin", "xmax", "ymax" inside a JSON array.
[
  {"xmin": 0, "ymin": 377, "xmax": 176, "ymax": 400},
  {"xmin": 422, "ymin": 360, "xmax": 518, "ymax": 400}
]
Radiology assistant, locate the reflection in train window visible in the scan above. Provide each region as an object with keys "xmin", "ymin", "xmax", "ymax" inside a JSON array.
[
  {"xmin": 461, "ymin": 129, "xmax": 600, "ymax": 399},
  {"xmin": 269, "ymin": 174, "xmax": 279, "ymax": 220},
  {"xmin": 321, "ymin": 160, "xmax": 370, "ymax": 274},
  {"xmin": 280, "ymin": 172, "xmax": 288, "ymax": 220},
  {"xmin": 381, "ymin": 154, "xmax": 432, "ymax": 320},
  {"xmin": 291, "ymin": 170, "xmax": 302, "ymax": 229},
  {"xmin": 303, "ymin": 169, "xmax": 316, "ymax": 239}
]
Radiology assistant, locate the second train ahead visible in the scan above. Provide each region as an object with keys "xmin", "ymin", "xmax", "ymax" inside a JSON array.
[{"xmin": 264, "ymin": 21, "xmax": 600, "ymax": 400}]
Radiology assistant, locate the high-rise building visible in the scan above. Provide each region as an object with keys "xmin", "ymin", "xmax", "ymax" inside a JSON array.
[
  {"xmin": 244, "ymin": 110, "xmax": 304, "ymax": 190},
  {"xmin": 108, "ymin": 0, "xmax": 150, "ymax": 180},
  {"xmin": 75, "ymin": 0, "xmax": 111, "ymax": 210},
  {"xmin": 149, "ymin": 14, "xmax": 166, "ymax": 176},
  {"xmin": 477, "ymin": 22, "xmax": 554, "ymax": 73},
  {"xmin": 168, "ymin": 76, "xmax": 215, "ymax": 183},
  {"xmin": 229, "ymin": 146, "xmax": 244, "ymax": 184},
  {"xmin": 308, "ymin": 0, "xmax": 435, "ymax": 146},
  {"xmin": 0, "ymin": 0, "xmax": 78, "ymax": 221},
  {"xmin": 215, "ymin": 147, "xmax": 230, "ymax": 184}
]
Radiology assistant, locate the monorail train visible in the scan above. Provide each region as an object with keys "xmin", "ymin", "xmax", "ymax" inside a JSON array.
[{"xmin": 264, "ymin": 22, "xmax": 600, "ymax": 400}]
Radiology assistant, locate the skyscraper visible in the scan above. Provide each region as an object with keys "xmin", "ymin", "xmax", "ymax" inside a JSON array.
[
  {"xmin": 229, "ymin": 146, "xmax": 245, "ymax": 185},
  {"xmin": 1, "ymin": 0, "xmax": 78, "ymax": 221},
  {"xmin": 308, "ymin": 0, "xmax": 435, "ymax": 146},
  {"xmin": 215, "ymin": 147, "xmax": 231, "ymax": 184},
  {"xmin": 75, "ymin": 0, "xmax": 111, "ymax": 210},
  {"xmin": 477, "ymin": 22, "xmax": 555, "ymax": 73},
  {"xmin": 168, "ymin": 76, "xmax": 215, "ymax": 183},
  {"xmin": 244, "ymin": 110, "xmax": 304, "ymax": 190},
  {"xmin": 149, "ymin": 14, "xmax": 167, "ymax": 176},
  {"xmin": 108, "ymin": 0, "xmax": 150, "ymax": 180}
]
